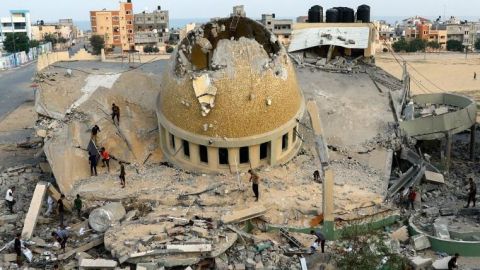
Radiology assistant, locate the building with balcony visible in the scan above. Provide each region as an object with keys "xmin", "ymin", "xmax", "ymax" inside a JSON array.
[
  {"xmin": 260, "ymin": 14, "xmax": 293, "ymax": 45},
  {"xmin": 90, "ymin": 0, "xmax": 134, "ymax": 51},
  {"xmin": 134, "ymin": 6, "xmax": 169, "ymax": 50},
  {"xmin": 0, "ymin": 10, "xmax": 32, "ymax": 48}
]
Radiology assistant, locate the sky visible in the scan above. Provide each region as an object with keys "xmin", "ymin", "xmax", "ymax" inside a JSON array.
[{"xmin": 1, "ymin": 0, "xmax": 480, "ymax": 22}]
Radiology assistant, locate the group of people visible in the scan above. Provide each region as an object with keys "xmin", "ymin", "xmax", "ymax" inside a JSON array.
[
  {"xmin": 395, "ymin": 186, "xmax": 417, "ymax": 211},
  {"xmin": 87, "ymin": 103, "xmax": 126, "ymax": 188}
]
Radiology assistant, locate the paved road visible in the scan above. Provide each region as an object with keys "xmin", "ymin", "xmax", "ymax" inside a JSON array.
[{"xmin": 0, "ymin": 62, "xmax": 36, "ymax": 121}]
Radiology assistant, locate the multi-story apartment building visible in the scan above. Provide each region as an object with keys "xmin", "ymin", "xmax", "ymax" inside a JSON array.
[
  {"xmin": 260, "ymin": 14, "xmax": 293, "ymax": 45},
  {"xmin": 32, "ymin": 20, "xmax": 74, "ymax": 42},
  {"xmin": 90, "ymin": 0, "xmax": 134, "ymax": 51},
  {"xmin": 0, "ymin": 10, "xmax": 32, "ymax": 48},
  {"xmin": 134, "ymin": 6, "xmax": 169, "ymax": 48}
]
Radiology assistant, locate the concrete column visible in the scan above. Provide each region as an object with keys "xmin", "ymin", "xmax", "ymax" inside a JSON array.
[
  {"xmin": 322, "ymin": 168, "xmax": 335, "ymax": 239},
  {"xmin": 270, "ymin": 138, "xmax": 282, "ymax": 166},
  {"xmin": 190, "ymin": 143, "xmax": 200, "ymax": 165},
  {"xmin": 288, "ymin": 129, "xmax": 293, "ymax": 151},
  {"xmin": 159, "ymin": 125, "xmax": 168, "ymax": 153},
  {"xmin": 249, "ymin": 145, "xmax": 260, "ymax": 168},
  {"xmin": 101, "ymin": 48, "xmax": 106, "ymax": 62},
  {"xmin": 445, "ymin": 132, "xmax": 452, "ymax": 173},
  {"xmin": 228, "ymin": 148, "xmax": 240, "ymax": 172},
  {"xmin": 470, "ymin": 124, "xmax": 476, "ymax": 161},
  {"xmin": 174, "ymin": 137, "xmax": 182, "ymax": 157},
  {"xmin": 207, "ymin": 147, "xmax": 218, "ymax": 169}
]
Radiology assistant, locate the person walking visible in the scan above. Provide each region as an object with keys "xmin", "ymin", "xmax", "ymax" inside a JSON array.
[
  {"xmin": 448, "ymin": 253, "xmax": 459, "ymax": 269},
  {"xmin": 119, "ymin": 162, "xmax": 126, "ymax": 188},
  {"xmin": 14, "ymin": 233, "xmax": 22, "ymax": 266},
  {"xmin": 100, "ymin": 147, "xmax": 110, "ymax": 172},
  {"xmin": 313, "ymin": 170, "xmax": 321, "ymax": 183},
  {"xmin": 5, "ymin": 186, "xmax": 15, "ymax": 213},
  {"xmin": 58, "ymin": 194, "xmax": 65, "ymax": 227},
  {"xmin": 52, "ymin": 228, "xmax": 69, "ymax": 252},
  {"xmin": 111, "ymin": 103, "xmax": 120, "ymax": 124},
  {"xmin": 45, "ymin": 195, "xmax": 55, "ymax": 216},
  {"xmin": 407, "ymin": 187, "xmax": 417, "ymax": 210},
  {"xmin": 74, "ymin": 194, "xmax": 82, "ymax": 218},
  {"xmin": 465, "ymin": 178, "xmax": 477, "ymax": 208},
  {"xmin": 310, "ymin": 229, "xmax": 326, "ymax": 253},
  {"xmin": 248, "ymin": 169, "xmax": 260, "ymax": 201},
  {"xmin": 89, "ymin": 153, "xmax": 98, "ymax": 176},
  {"xmin": 474, "ymin": 72, "xmax": 477, "ymax": 80},
  {"xmin": 91, "ymin": 125, "xmax": 100, "ymax": 144}
]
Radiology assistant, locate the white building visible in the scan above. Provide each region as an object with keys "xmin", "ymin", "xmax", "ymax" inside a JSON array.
[{"xmin": 0, "ymin": 10, "xmax": 32, "ymax": 48}]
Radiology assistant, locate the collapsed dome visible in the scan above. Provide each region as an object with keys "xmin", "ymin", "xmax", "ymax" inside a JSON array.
[{"xmin": 157, "ymin": 16, "xmax": 304, "ymax": 173}]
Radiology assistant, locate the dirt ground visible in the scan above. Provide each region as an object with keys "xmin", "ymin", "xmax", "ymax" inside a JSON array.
[{"xmin": 376, "ymin": 52, "xmax": 480, "ymax": 95}]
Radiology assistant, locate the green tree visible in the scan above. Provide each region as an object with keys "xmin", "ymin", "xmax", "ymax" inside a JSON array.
[
  {"xmin": 3, "ymin": 32, "xmax": 30, "ymax": 53},
  {"xmin": 166, "ymin": 45, "xmax": 174, "ymax": 53},
  {"xmin": 89, "ymin": 35, "xmax": 105, "ymax": 55},
  {"xmin": 43, "ymin": 33, "xmax": 58, "ymax": 47},
  {"xmin": 407, "ymin": 38, "xmax": 427, "ymax": 52},
  {"xmin": 29, "ymin": 39, "xmax": 40, "ymax": 48},
  {"xmin": 446, "ymin": 40, "xmax": 464, "ymax": 52},
  {"xmin": 58, "ymin": 37, "xmax": 68, "ymax": 44},
  {"xmin": 427, "ymin": 40, "xmax": 441, "ymax": 50},
  {"xmin": 143, "ymin": 45, "xmax": 153, "ymax": 53},
  {"xmin": 392, "ymin": 38, "xmax": 408, "ymax": 52},
  {"xmin": 474, "ymin": 39, "xmax": 480, "ymax": 51}
]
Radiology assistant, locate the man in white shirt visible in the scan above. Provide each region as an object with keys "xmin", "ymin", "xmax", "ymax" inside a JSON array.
[
  {"xmin": 45, "ymin": 196, "xmax": 54, "ymax": 216},
  {"xmin": 5, "ymin": 186, "xmax": 15, "ymax": 213}
]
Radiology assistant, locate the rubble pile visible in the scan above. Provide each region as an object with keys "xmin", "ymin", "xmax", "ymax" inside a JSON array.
[{"xmin": 289, "ymin": 52, "xmax": 365, "ymax": 73}]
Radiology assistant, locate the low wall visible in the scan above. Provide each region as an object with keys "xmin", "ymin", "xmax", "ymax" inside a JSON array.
[
  {"xmin": 409, "ymin": 215, "xmax": 480, "ymax": 257},
  {"xmin": 0, "ymin": 43, "xmax": 52, "ymax": 70},
  {"xmin": 37, "ymin": 49, "xmax": 101, "ymax": 71}
]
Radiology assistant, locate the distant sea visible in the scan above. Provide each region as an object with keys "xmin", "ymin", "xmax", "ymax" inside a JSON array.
[{"xmin": 74, "ymin": 15, "xmax": 480, "ymax": 31}]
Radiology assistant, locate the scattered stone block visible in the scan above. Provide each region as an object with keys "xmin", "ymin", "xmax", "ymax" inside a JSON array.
[
  {"xmin": 234, "ymin": 263, "xmax": 246, "ymax": 270},
  {"xmin": 166, "ymin": 244, "xmax": 212, "ymax": 253},
  {"xmin": 167, "ymin": 227, "xmax": 185, "ymax": 236},
  {"xmin": 424, "ymin": 171, "xmax": 444, "ymax": 184},
  {"xmin": 409, "ymin": 256, "xmax": 433, "ymax": 269},
  {"xmin": 439, "ymin": 208, "xmax": 455, "ymax": 216},
  {"xmin": 412, "ymin": 234, "xmax": 431, "ymax": 251},
  {"xmin": 215, "ymin": 258, "xmax": 229, "ymax": 270},
  {"xmin": 391, "ymin": 226, "xmax": 409, "ymax": 242},
  {"xmin": 136, "ymin": 263, "xmax": 157, "ymax": 270},
  {"xmin": 0, "ymin": 214, "xmax": 18, "ymax": 225},
  {"xmin": 432, "ymin": 256, "xmax": 451, "ymax": 270},
  {"xmin": 221, "ymin": 206, "xmax": 267, "ymax": 224},
  {"xmin": 36, "ymin": 129, "xmax": 47, "ymax": 138},
  {"xmin": 433, "ymin": 222, "xmax": 450, "ymax": 240},
  {"xmin": 79, "ymin": 258, "xmax": 118, "ymax": 268},
  {"xmin": 2, "ymin": 253, "xmax": 17, "ymax": 262},
  {"xmin": 152, "ymin": 233, "xmax": 168, "ymax": 242},
  {"xmin": 423, "ymin": 207, "xmax": 439, "ymax": 217},
  {"xmin": 191, "ymin": 226, "xmax": 209, "ymax": 238}
]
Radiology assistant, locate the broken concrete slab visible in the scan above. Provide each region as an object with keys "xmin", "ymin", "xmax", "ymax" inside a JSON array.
[
  {"xmin": 409, "ymin": 256, "xmax": 433, "ymax": 269},
  {"xmin": 222, "ymin": 205, "xmax": 267, "ymax": 224},
  {"xmin": 412, "ymin": 234, "xmax": 431, "ymax": 251},
  {"xmin": 47, "ymin": 184, "xmax": 72, "ymax": 211},
  {"xmin": 58, "ymin": 237, "xmax": 103, "ymax": 260},
  {"xmin": 79, "ymin": 258, "xmax": 118, "ymax": 268},
  {"xmin": 0, "ymin": 214, "xmax": 18, "ymax": 225},
  {"xmin": 390, "ymin": 225, "xmax": 409, "ymax": 242},
  {"xmin": 136, "ymin": 263, "xmax": 158, "ymax": 270},
  {"xmin": 424, "ymin": 171, "xmax": 445, "ymax": 184},
  {"xmin": 166, "ymin": 244, "xmax": 212, "ymax": 253},
  {"xmin": 2, "ymin": 253, "xmax": 17, "ymax": 262},
  {"xmin": 432, "ymin": 256, "xmax": 451, "ymax": 270},
  {"xmin": 21, "ymin": 182, "xmax": 48, "ymax": 239},
  {"xmin": 433, "ymin": 219, "xmax": 450, "ymax": 240}
]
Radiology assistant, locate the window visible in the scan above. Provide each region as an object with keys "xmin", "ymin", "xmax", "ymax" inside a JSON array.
[
  {"xmin": 240, "ymin": 147, "xmax": 249, "ymax": 164},
  {"xmin": 170, "ymin": 134, "xmax": 175, "ymax": 150},
  {"xmin": 183, "ymin": 140, "xmax": 190, "ymax": 157},
  {"xmin": 199, "ymin": 145, "xmax": 208, "ymax": 163},
  {"xmin": 127, "ymin": 21, "xmax": 132, "ymax": 25},
  {"xmin": 219, "ymin": 148, "xmax": 229, "ymax": 165},
  {"xmin": 147, "ymin": 17, "xmax": 151, "ymax": 21},
  {"xmin": 126, "ymin": 11, "xmax": 131, "ymax": 15},
  {"xmin": 292, "ymin": 127, "xmax": 297, "ymax": 143},
  {"xmin": 282, "ymin": 133, "xmax": 288, "ymax": 151},
  {"xmin": 260, "ymin": 143, "xmax": 269, "ymax": 160}
]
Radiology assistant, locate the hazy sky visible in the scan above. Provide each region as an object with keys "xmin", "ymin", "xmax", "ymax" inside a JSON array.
[{"xmin": 1, "ymin": 0, "xmax": 479, "ymax": 21}]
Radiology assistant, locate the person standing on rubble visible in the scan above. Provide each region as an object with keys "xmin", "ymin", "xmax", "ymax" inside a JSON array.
[
  {"xmin": 465, "ymin": 178, "xmax": 477, "ymax": 208},
  {"xmin": 58, "ymin": 194, "xmax": 65, "ymax": 227},
  {"xmin": 45, "ymin": 195, "xmax": 55, "ymax": 216},
  {"xmin": 74, "ymin": 194, "xmax": 82, "ymax": 218},
  {"xmin": 100, "ymin": 147, "xmax": 110, "ymax": 172},
  {"xmin": 407, "ymin": 187, "xmax": 417, "ymax": 210},
  {"xmin": 5, "ymin": 186, "xmax": 15, "ymax": 213},
  {"xmin": 448, "ymin": 253, "xmax": 459, "ymax": 269},
  {"xmin": 52, "ymin": 228, "xmax": 69, "ymax": 252},
  {"xmin": 313, "ymin": 170, "xmax": 321, "ymax": 183},
  {"xmin": 119, "ymin": 162, "xmax": 126, "ymax": 188},
  {"xmin": 91, "ymin": 125, "xmax": 100, "ymax": 144},
  {"xmin": 248, "ymin": 169, "xmax": 260, "ymax": 201},
  {"xmin": 89, "ymin": 153, "xmax": 98, "ymax": 176},
  {"xmin": 111, "ymin": 103, "xmax": 120, "ymax": 125},
  {"xmin": 310, "ymin": 229, "xmax": 326, "ymax": 253},
  {"xmin": 14, "ymin": 233, "xmax": 22, "ymax": 266}
]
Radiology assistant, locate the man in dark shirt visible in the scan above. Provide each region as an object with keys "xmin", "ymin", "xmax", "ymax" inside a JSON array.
[
  {"xmin": 111, "ymin": 103, "xmax": 120, "ymax": 124},
  {"xmin": 58, "ymin": 194, "xmax": 65, "ymax": 227},
  {"xmin": 249, "ymin": 170, "xmax": 260, "ymax": 201},
  {"xmin": 119, "ymin": 162, "xmax": 126, "ymax": 188},
  {"xmin": 74, "ymin": 194, "xmax": 82, "ymax": 218},
  {"xmin": 448, "ymin": 253, "xmax": 459, "ymax": 269},
  {"xmin": 91, "ymin": 125, "xmax": 100, "ymax": 144},
  {"xmin": 14, "ymin": 233, "xmax": 22, "ymax": 266},
  {"xmin": 407, "ymin": 187, "xmax": 417, "ymax": 210},
  {"xmin": 465, "ymin": 178, "xmax": 477, "ymax": 208},
  {"xmin": 89, "ymin": 153, "xmax": 98, "ymax": 176}
]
